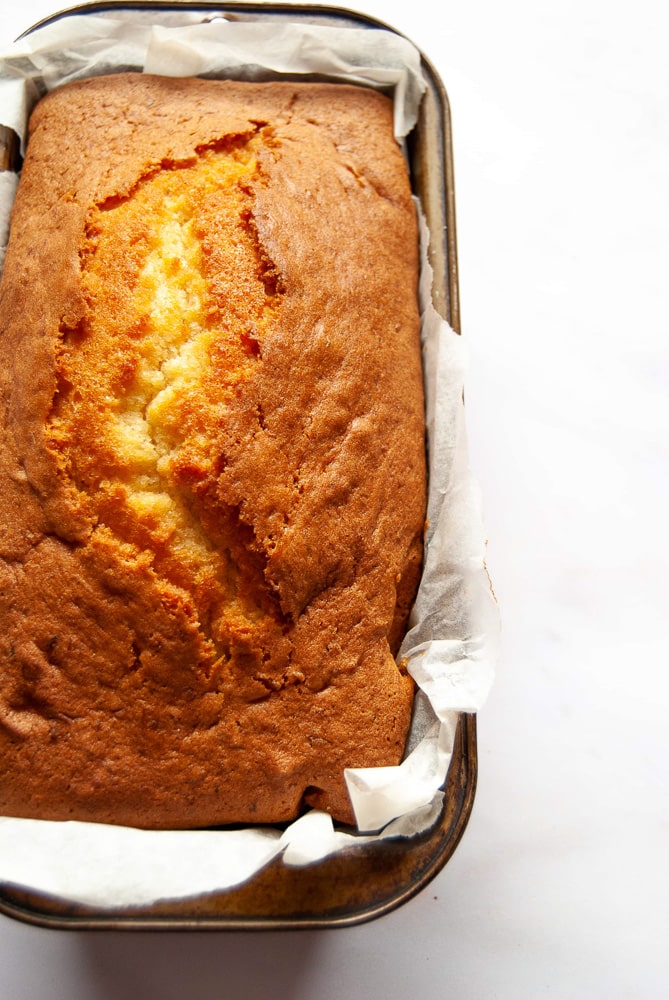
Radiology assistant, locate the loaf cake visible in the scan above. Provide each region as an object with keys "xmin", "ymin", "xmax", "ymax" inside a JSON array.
[{"xmin": 0, "ymin": 73, "xmax": 426, "ymax": 829}]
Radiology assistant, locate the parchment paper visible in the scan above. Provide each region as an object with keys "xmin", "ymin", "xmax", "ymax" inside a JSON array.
[{"xmin": 0, "ymin": 10, "xmax": 498, "ymax": 908}]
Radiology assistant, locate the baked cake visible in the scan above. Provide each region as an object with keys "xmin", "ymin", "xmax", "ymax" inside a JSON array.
[{"xmin": 0, "ymin": 74, "xmax": 425, "ymax": 828}]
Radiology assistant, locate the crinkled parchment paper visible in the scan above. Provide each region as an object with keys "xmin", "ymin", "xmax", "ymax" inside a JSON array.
[{"xmin": 0, "ymin": 11, "xmax": 499, "ymax": 909}]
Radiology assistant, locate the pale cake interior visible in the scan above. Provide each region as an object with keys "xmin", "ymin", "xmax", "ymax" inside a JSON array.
[{"xmin": 48, "ymin": 137, "xmax": 286, "ymax": 665}]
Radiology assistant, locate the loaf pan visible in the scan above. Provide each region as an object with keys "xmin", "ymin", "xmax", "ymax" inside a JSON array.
[{"xmin": 0, "ymin": 0, "xmax": 474, "ymax": 931}]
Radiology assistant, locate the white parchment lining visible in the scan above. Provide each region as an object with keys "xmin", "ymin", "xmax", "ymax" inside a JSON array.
[{"xmin": 0, "ymin": 11, "xmax": 499, "ymax": 909}]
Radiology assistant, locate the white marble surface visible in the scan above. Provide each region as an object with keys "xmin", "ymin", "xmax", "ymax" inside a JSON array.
[{"xmin": 0, "ymin": 1, "xmax": 667, "ymax": 997}]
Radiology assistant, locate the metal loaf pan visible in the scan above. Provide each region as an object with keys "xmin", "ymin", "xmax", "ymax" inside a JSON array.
[{"xmin": 0, "ymin": 0, "xmax": 474, "ymax": 930}]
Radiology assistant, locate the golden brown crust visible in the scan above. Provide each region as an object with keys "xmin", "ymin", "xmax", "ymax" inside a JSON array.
[{"xmin": 0, "ymin": 74, "xmax": 425, "ymax": 828}]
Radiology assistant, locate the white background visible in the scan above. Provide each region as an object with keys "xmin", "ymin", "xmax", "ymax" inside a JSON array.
[{"xmin": 1, "ymin": 1, "xmax": 668, "ymax": 997}]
